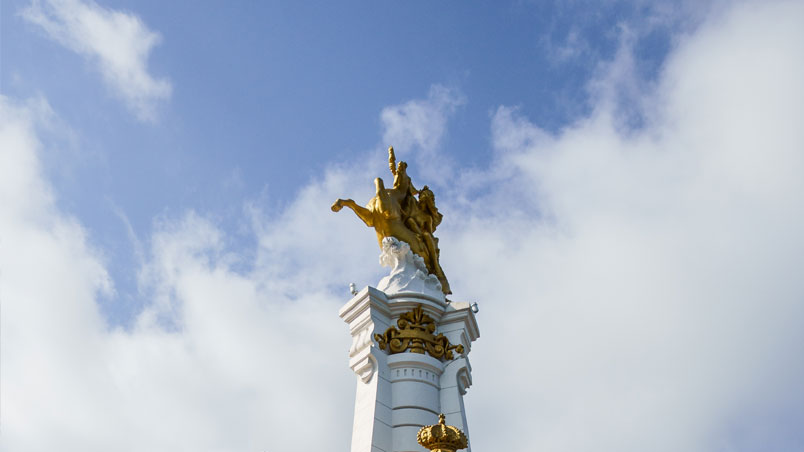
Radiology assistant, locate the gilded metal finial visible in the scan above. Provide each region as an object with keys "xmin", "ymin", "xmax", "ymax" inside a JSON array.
[
  {"xmin": 417, "ymin": 413, "xmax": 468, "ymax": 452},
  {"xmin": 331, "ymin": 146, "xmax": 451, "ymax": 294},
  {"xmin": 374, "ymin": 305, "xmax": 464, "ymax": 360}
]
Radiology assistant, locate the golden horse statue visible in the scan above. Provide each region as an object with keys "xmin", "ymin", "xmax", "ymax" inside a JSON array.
[{"xmin": 331, "ymin": 147, "xmax": 451, "ymax": 294}]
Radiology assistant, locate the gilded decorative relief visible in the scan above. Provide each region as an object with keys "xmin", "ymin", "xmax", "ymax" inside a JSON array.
[{"xmin": 374, "ymin": 305, "xmax": 464, "ymax": 360}]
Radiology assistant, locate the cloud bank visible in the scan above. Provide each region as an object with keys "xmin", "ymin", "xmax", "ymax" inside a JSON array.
[
  {"xmin": 2, "ymin": 1, "xmax": 803, "ymax": 451},
  {"xmin": 0, "ymin": 94, "xmax": 359, "ymax": 450},
  {"xmin": 451, "ymin": 2, "xmax": 804, "ymax": 450},
  {"xmin": 21, "ymin": 0, "xmax": 171, "ymax": 121}
]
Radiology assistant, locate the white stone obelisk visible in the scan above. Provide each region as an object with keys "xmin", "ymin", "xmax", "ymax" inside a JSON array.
[{"xmin": 340, "ymin": 238, "xmax": 480, "ymax": 452}]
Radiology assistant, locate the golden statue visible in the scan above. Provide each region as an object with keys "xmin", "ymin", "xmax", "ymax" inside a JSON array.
[{"xmin": 331, "ymin": 146, "xmax": 451, "ymax": 294}]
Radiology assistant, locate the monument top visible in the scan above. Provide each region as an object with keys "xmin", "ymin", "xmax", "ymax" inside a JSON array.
[{"xmin": 331, "ymin": 146, "xmax": 451, "ymax": 294}]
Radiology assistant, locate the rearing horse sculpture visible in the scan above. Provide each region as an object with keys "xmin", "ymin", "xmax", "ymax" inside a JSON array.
[{"xmin": 331, "ymin": 147, "xmax": 451, "ymax": 294}]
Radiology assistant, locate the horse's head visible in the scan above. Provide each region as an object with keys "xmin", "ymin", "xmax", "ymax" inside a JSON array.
[
  {"xmin": 374, "ymin": 177, "xmax": 386, "ymax": 193},
  {"xmin": 370, "ymin": 177, "xmax": 402, "ymax": 219}
]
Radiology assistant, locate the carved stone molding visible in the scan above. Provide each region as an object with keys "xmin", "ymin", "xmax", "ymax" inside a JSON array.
[
  {"xmin": 456, "ymin": 367, "xmax": 472, "ymax": 396},
  {"xmin": 352, "ymin": 354, "xmax": 376, "ymax": 383},
  {"xmin": 349, "ymin": 325, "xmax": 374, "ymax": 358}
]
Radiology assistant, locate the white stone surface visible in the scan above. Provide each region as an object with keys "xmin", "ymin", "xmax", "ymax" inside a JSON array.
[
  {"xmin": 340, "ymin": 285, "xmax": 480, "ymax": 452},
  {"xmin": 376, "ymin": 237, "xmax": 444, "ymax": 301}
]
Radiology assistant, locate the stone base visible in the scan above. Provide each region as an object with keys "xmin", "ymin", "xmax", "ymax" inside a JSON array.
[{"xmin": 340, "ymin": 287, "xmax": 480, "ymax": 452}]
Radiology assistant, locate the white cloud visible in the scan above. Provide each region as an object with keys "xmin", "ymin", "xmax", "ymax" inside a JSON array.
[
  {"xmin": 444, "ymin": 1, "xmax": 804, "ymax": 451},
  {"xmin": 381, "ymin": 85, "xmax": 465, "ymax": 182},
  {"xmin": 21, "ymin": 0, "xmax": 171, "ymax": 121},
  {"xmin": 3, "ymin": 0, "xmax": 804, "ymax": 451},
  {"xmin": 0, "ymin": 96, "xmax": 354, "ymax": 450}
]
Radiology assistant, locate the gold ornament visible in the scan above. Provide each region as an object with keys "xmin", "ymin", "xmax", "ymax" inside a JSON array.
[
  {"xmin": 417, "ymin": 414, "xmax": 468, "ymax": 452},
  {"xmin": 374, "ymin": 305, "xmax": 464, "ymax": 360},
  {"xmin": 331, "ymin": 146, "xmax": 451, "ymax": 294}
]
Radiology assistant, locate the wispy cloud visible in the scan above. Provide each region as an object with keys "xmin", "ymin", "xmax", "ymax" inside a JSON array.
[
  {"xmin": 381, "ymin": 85, "xmax": 465, "ymax": 181},
  {"xmin": 21, "ymin": 0, "xmax": 171, "ymax": 121}
]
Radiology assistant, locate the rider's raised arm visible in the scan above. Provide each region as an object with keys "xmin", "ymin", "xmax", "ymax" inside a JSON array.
[{"xmin": 388, "ymin": 146, "xmax": 397, "ymax": 175}]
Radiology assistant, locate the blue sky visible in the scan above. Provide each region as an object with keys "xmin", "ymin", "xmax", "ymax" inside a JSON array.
[
  {"xmin": 2, "ymin": 0, "xmax": 804, "ymax": 451},
  {"xmin": 1, "ymin": 0, "xmax": 681, "ymax": 323}
]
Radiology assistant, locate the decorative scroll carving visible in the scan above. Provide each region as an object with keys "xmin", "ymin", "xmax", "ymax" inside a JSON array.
[
  {"xmin": 349, "ymin": 326, "xmax": 374, "ymax": 358},
  {"xmin": 353, "ymin": 354, "xmax": 376, "ymax": 383},
  {"xmin": 374, "ymin": 305, "xmax": 464, "ymax": 360}
]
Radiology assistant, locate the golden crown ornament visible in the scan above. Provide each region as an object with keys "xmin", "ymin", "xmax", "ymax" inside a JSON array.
[{"xmin": 416, "ymin": 414, "xmax": 468, "ymax": 452}]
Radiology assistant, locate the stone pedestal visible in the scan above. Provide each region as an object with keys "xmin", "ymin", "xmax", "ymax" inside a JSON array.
[{"xmin": 340, "ymin": 287, "xmax": 479, "ymax": 452}]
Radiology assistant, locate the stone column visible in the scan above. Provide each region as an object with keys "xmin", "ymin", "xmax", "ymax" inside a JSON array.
[{"xmin": 340, "ymin": 288, "xmax": 479, "ymax": 452}]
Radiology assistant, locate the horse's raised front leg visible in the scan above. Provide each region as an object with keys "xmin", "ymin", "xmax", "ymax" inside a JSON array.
[
  {"xmin": 331, "ymin": 198, "xmax": 376, "ymax": 227},
  {"xmin": 331, "ymin": 198, "xmax": 351, "ymax": 212}
]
